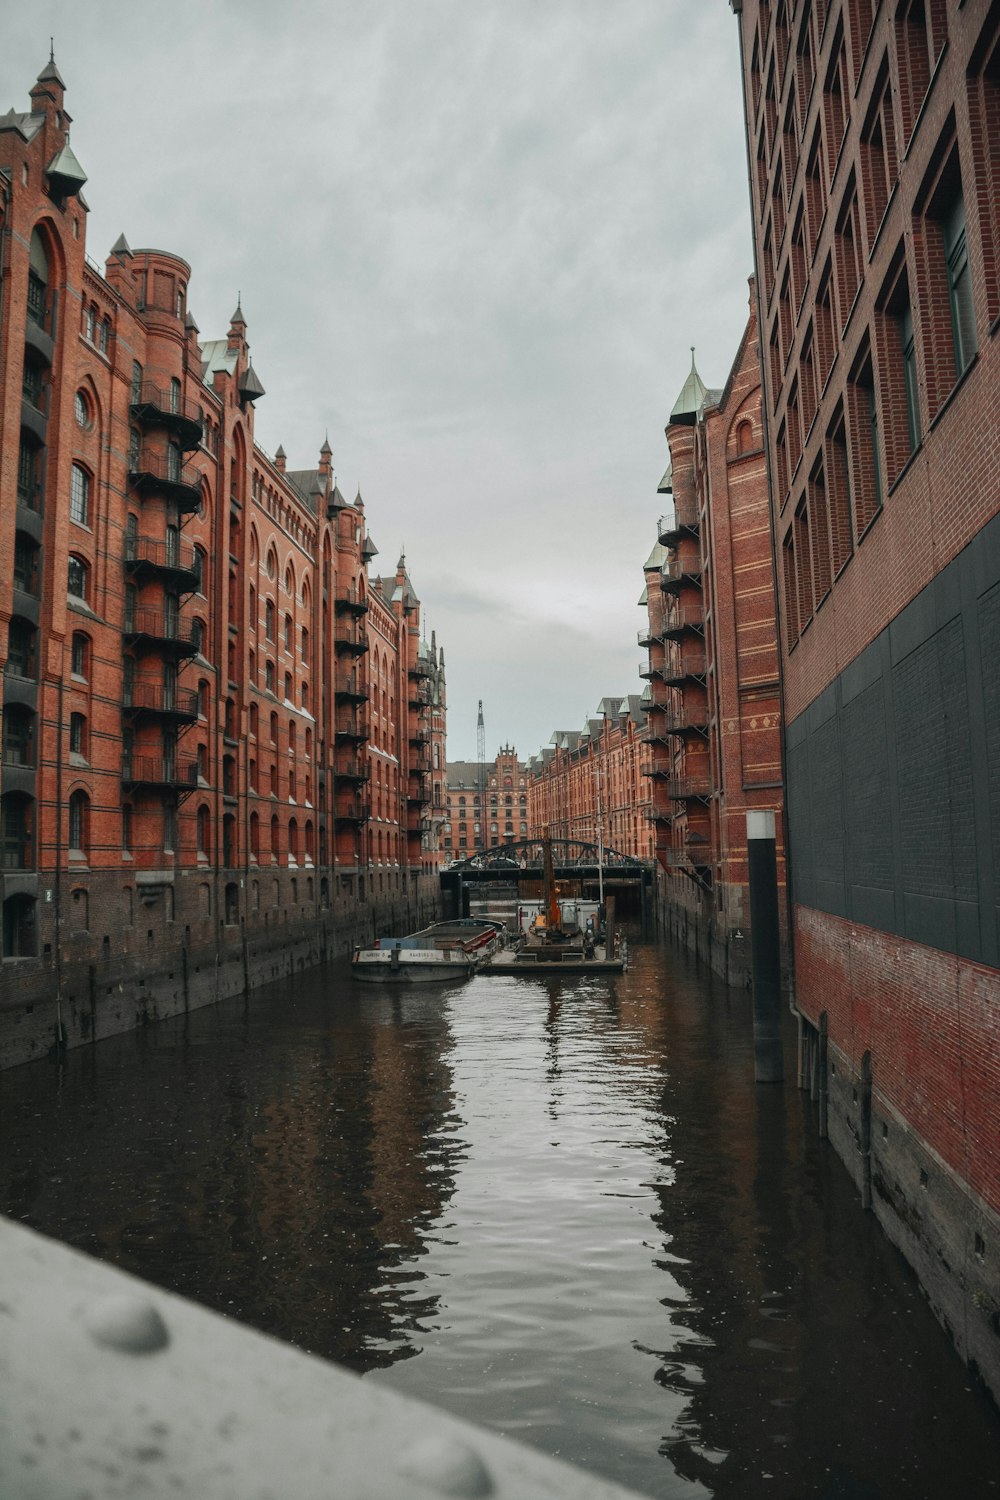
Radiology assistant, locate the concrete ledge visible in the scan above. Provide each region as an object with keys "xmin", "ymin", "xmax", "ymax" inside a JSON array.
[{"xmin": 0, "ymin": 1216, "xmax": 652, "ymax": 1500}]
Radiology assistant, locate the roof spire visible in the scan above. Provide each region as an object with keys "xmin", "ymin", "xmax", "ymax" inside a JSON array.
[
  {"xmin": 230, "ymin": 295, "xmax": 246, "ymax": 328},
  {"xmin": 669, "ymin": 345, "xmax": 707, "ymax": 426}
]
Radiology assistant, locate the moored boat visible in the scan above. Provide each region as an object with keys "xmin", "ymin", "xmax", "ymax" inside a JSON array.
[{"xmin": 352, "ymin": 919, "xmax": 504, "ymax": 984}]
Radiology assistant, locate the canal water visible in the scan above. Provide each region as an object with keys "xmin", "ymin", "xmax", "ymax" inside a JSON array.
[{"xmin": 2, "ymin": 942, "xmax": 997, "ymax": 1498}]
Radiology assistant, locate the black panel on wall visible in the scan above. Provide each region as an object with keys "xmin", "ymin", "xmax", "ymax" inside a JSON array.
[{"xmin": 785, "ymin": 513, "xmax": 1000, "ymax": 968}]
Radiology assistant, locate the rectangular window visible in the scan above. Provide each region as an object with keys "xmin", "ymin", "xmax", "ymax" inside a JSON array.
[
  {"xmin": 22, "ymin": 361, "xmax": 43, "ymax": 408},
  {"xmin": 13, "ymin": 537, "xmax": 38, "ymax": 595},
  {"xmin": 70, "ymin": 465, "xmax": 90, "ymax": 526},
  {"xmin": 17, "ymin": 443, "xmax": 40, "ymax": 507},
  {"xmin": 823, "ymin": 25, "xmax": 849, "ymax": 178},
  {"xmin": 825, "ymin": 410, "xmax": 854, "ymax": 575},
  {"xmin": 900, "ymin": 304, "xmax": 921, "ymax": 452},
  {"xmin": 942, "ymin": 194, "xmax": 977, "ymax": 378},
  {"xmin": 847, "ymin": 353, "xmax": 882, "ymax": 535},
  {"xmin": 808, "ymin": 457, "xmax": 832, "ymax": 604},
  {"xmin": 835, "ymin": 180, "xmax": 864, "ymax": 327}
]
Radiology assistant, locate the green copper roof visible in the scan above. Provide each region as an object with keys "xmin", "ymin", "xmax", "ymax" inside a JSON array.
[{"xmin": 669, "ymin": 348, "xmax": 706, "ymax": 425}]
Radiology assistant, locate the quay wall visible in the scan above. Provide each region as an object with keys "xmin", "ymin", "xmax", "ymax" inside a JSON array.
[
  {"xmin": 795, "ymin": 908, "xmax": 1000, "ymax": 1407},
  {"xmin": 0, "ymin": 869, "xmax": 440, "ymax": 1071}
]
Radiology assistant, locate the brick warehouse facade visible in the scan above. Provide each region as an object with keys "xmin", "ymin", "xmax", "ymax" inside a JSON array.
[
  {"xmin": 445, "ymin": 745, "xmax": 529, "ymax": 858},
  {"xmin": 730, "ymin": 0, "xmax": 999, "ymax": 1398},
  {"xmin": 643, "ymin": 295, "xmax": 785, "ymax": 987},
  {"xmin": 0, "ymin": 59, "xmax": 442, "ymax": 1068},
  {"xmin": 527, "ymin": 699, "xmax": 655, "ymax": 862}
]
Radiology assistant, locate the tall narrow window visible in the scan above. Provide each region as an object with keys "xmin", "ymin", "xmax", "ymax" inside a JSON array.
[
  {"xmin": 942, "ymin": 193, "xmax": 976, "ymax": 378},
  {"xmin": 70, "ymin": 464, "xmax": 90, "ymax": 526},
  {"xmin": 900, "ymin": 305, "xmax": 921, "ymax": 451},
  {"xmin": 68, "ymin": 790, "xmax": 89, "ymax": 855}
]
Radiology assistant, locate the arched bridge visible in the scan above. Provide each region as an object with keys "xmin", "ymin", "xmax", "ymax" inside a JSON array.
[
  {"xmin": 447, "ymin": 839, "xmax": 644, "ymax": 875},
  {"xmin": 440, "ymin": 840, "xmax": 653, "ymax": 928}
]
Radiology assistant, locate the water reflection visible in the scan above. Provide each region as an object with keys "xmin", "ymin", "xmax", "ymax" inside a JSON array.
[
  {"xmin": 1, "ymin": 947, "xmax": 997, "ymax": 1498},
  {"xmin": 0, "ymin": 975, "xmax": 464, "ymax": 1371}
]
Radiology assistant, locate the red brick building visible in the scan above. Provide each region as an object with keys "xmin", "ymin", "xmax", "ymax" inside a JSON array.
[
  {"xmin": 445, "ymin": 745, "xmax": 529, "ymax": 858},
  {"xmin": 527, "ymin": 698, "xmax": 654, "ymax": 861},
  {"xmin": 643, "ymin": 297, "xmax": 784, "ymax": 983},
  {"xmin": 730, "ymin": 0, "xmax": 999, "ymax": 1398},
  {"xmin": 0, "ymin": 57, "xmax": 442, "ymax": 1064}
]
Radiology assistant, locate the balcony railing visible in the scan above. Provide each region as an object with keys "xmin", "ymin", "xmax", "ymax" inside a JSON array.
[
  {"xmin": 660, "ymin": 555, "xmax": 702, "ymax": 591},
  {"xmin": 667, "ymin": 777, "xmax": 711, "ymax": 800},
  {"xmin": 123, "ymin": 608, "xmax": 199, "ymax": 655},
  {"xmin": 334, "ymin": 681, "xmax": 369, "ymax": 703},
  {"xmin": 408, "ymin": 659, "xmax": 432, "ymax": 680},
  {"xmin": 122, "ymin": 755, "xmax": 198, "ymax": 789},
  {"xmin": 334, "ymin": 716, "xmax": 369, "ymax": 740},
  {"xmin": 335, "ymin": 760, "xmax": 370, "ymax": 782},
  {"xmin": 130, "ymin": 382, "xmax": 203, "ymax": 450},
  {"xmin": 662, "ymin": 841, "xmax": 712, "ymax": 868},
  {"xmin": 658, "ymin": 507, "xmax": 699, "ymax": 545},
  {"xmin": 123, "ymin": 682, "xmax": 199, "ymax": 720},
  {"xmin": 333, "ymin": 591, "xmax": 369, "ymax": 615},
  {"xmin": 332, "ymin": 625, "xmax": 368, "ymax": 653},
  {"xmin": 128, "ymin": 451, "xmax": 202, "ymax": 513},
  {"xmin": 659, "ymin": 704, "xmax": 709, "ymax": 734},
  {"xmin": 124, "ymin": 535, "xmax": 200, "ymax": 588},
  {"xmin": 334, "ymin": 799, "xmax": 369, "ymax": 823},
  {"xmin": 662, "ymin": 653, "xmax": 707, "ymax": 686},
  {"xmin": 661, "ymin": 606, "xmax": 705, "ymax": 639}
]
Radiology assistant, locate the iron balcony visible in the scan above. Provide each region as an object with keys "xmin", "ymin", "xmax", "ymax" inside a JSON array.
[
  {"xmin": 128, "ymin": 450, "xmax": 202, "ymax": 514},
  {"xmin": 124, "ymin": 535, "xmax": 200, "ymax": 592},
  {"xmin": 122, "ymin": 682, "xmax": 199, "ymax": 722},
  {"xmin": 658, "ymin": 507, "xmax": 700, "ymax": 547},
  {"xmin": 121, "ymin": 755, "xmax": 198, "ymax": 791},
  {"xmin": 123, "ymin": 608, "xmax": 199, "ymax": 657},
  {"xmin": 659, "ymin": 555, "xmax": 703, "ymax": 592},
  {"xmin": 332, "ymin": 624, "xmax": 368, "ymax": 654},
  {"xmin": 129, "ymin": 383, "xmax": 203, "ymax": 451}
]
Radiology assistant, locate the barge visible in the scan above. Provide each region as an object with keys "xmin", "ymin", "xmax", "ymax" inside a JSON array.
[{"xmin": 352, "ymin": 919, "xmax": 503, "ymax": 984}]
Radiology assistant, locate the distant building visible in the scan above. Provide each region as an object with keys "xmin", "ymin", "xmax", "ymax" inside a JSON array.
[
  {"xmin": 444, "ymin": 745, "xmax": 529, "ymax": 858},
  {"xmin": 730, "ymin": 0, "xmax": 999, "ymax": 1400},
  {"xmin": 0, "ymin": 57, "xmax": 442, "ymax": 1064},
  {"xmin": 527, "ymin": 699, "xmax": 654, "ymax": 861},
  {"xmin": 643, "ymin": 291, "xmax": 783, "ymax": 982}
]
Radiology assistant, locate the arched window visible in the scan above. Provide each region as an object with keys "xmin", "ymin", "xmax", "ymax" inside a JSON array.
[
  {"xmin": 169, "ymin": 376, "xmax": 181, "ymax": 414},
  {"xmin": 70, "ymin": 464, "xmax": 90, "ymax": 526},
  {"xmin": 67, "ymin": 555, "xmax": 89, "ymax": 601},
  {"xmin": 288, "ymin": 818, "xmax": 299, "ymax": 863},
  {"xmin": 270, "ymin": 814, "xmax": 280, "ymax": 858},
  {"xmin": 249, "ymin": 811, "xmax": 260, "ymax": 858},
  {"xmin": 68, "ymin": 790, "xmax": 89, "ymax": 855},
  {"xmin": 284, "ymin": 613, "xmax": 293, "ymax": 651},
  {"xmin": 265, "ymin": 599, "xmax": 275, "ymax": 640},
  {"xmin": 304, "ymin": 820, "xmax": 315, "ymax": 862},
  {"xmin": 269, "ymin": 711, "xmax": 278, "ymax": 744},
  {"xmin": 249, "ymin": 702, "xmax": 258, "ymax": 738},
  {"xmin": 197, "ymin": 805, "xmax": 210, "ymax": 855},
  {"xmin": 69, "ymin": 711, "xmax": 87, "ymax": 759},
  {"xmin": 736, "ymin": 418, "xmax": 754, "ymax": 454},
  {"xmin": 100, "ymin": 316, "xmax": 111, "ymax": 353}
]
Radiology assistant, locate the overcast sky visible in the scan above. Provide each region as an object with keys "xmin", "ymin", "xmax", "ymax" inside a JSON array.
[{"xmin": 7, "ymin": 2, "xmax": 753, "ymax": 762}]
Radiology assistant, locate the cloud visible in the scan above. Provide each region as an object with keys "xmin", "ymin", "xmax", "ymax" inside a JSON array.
[{"xmin": 4, "ymin": 1, "xmax": 752, "ymax": 761}]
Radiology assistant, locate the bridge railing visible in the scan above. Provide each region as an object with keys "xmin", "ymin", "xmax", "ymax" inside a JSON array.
[{"xmin": 2, "ymin": 1214, "xmax": 653, "ymax": 1500}]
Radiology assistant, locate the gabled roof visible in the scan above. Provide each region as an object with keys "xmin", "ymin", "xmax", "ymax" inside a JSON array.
[{"xmin": 0, "ymin": 109, "xmax": 42, "ymax": 142}]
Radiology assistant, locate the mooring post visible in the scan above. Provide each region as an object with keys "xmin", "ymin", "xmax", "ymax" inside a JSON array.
[{"xmin": 747, "ymin": 810, "xmax": 783, "ymax": 1083}]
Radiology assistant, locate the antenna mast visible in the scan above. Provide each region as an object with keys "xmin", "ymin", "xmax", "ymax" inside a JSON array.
[{"xmin": 476, "ymin": 701, "xmax": 486, "ymax": 854}]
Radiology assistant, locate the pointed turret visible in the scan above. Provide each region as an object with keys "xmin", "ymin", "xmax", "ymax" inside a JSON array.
[
  {"xmin": 318, "ymin": 436, "xmax": 333, "ymax": 480},
  {"xmin": 237, "ymin": 359, "xmax": 265, "ymax": 406},
  {"xmin": 110, "ymin": 232, "xmax": 132, "ymax": 259},
  {"xmin": 230, "ymin": 298, "xmax": 246, "ymax": 329},
  {"xmin": 274, "ymin": 444, "xmax": 287, "ymax": 475},
  {"xmin": 37, "ymin": 44, "xmax": 66, "ymax": 90},
  {"xmin": 669, "ymin": 348, "xmax": 707, "ymax": 426},
  {"xmin": 45, "ymin": 138, "xmax": 87, "ymax": 200}
]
